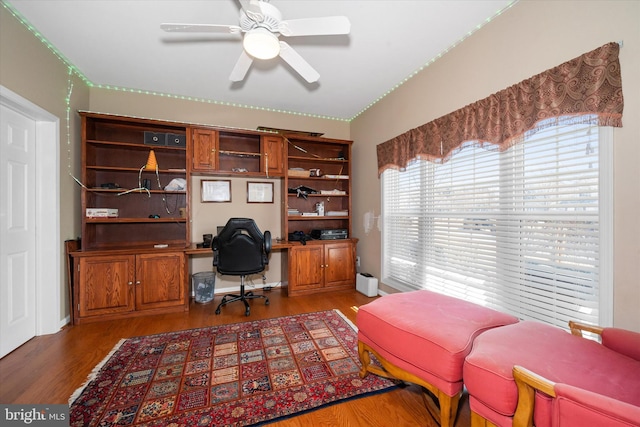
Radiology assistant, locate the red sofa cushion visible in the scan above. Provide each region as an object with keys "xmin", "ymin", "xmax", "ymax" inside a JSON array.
[
  {"xmin": 357, "ymin": 290, "xmax": 518, "ymax": 396},
  {"xmin": 464, "ymin": 321, "xmax": 640, "ymax": 425}
]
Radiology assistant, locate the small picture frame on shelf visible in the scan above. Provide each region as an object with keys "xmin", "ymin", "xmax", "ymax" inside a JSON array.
[
  {"xmin": 201, "ymin": 180, "xmax": 231, "ymax": 202},
  {"xmin": 247, "ymin": 181, "xmax": 274, "ymax": 203}
]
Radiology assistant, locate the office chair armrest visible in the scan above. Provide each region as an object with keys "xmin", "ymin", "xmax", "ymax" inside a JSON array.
[
  {"xmin": 264, "ymin": 230, "xmax": 272, "ymax": 255},
  {"xmin": 211, "ymin": 236, "xmax": 220, "ymax": 266}
]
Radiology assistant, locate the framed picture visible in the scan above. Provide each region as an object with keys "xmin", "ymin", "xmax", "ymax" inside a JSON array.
[
  {"xmin": 247, "ymin": 181, "xmax": 274, "ymax": 203},
  {"xmin": 201, "ymin": 180, "xmax": 231, "ymax": 202}
]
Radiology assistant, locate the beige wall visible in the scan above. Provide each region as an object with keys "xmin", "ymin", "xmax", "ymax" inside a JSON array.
[
  {"xmin": 88, "ymin": 88, "xmax": 350, "ymax": 140},
  {"xmin": 351, "ymin": 0, "xmax": 640, "ymax": 331},
  {"xmin": 1, "ymin": 6, "xmax": 89, "ymax": 324}
]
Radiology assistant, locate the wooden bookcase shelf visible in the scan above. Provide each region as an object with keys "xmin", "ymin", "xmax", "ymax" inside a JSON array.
[
  {"xmin": 81, "ymin": 112, "xmax": 190, "ymax": 251},
  {"xmin": 282, "ymin": 133, "xmax": 356, "ymax": 297},
  {"xmin": 284, "ymin": 134, "xmax": 352, "ymax": 238}
]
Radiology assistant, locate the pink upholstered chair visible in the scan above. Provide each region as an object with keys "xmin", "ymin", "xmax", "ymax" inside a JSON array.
[
  {"xmin": 464, "ymin": 320, "xmax": 640, "ymax": 427},
  {"xmin": 514, "ymin": 366, "xmax": 640, "ymax": 427},
  {"xmin": 511, "ymin": 322, "xmax": 640, "ymax": 427}
]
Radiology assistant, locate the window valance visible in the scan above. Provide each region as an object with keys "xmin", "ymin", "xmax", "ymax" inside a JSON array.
[{"xmin": 377, "ymin": 42, "xmax": 623, "ymax": 176}]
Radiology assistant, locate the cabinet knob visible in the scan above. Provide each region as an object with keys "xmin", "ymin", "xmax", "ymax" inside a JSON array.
[
  {"xmin": 128, "ymin": 281, "xmax": 133, "ymax": 285},
  {"xmin": 135, "ymin": 280, "xmax": 141, "ymax": 285}
]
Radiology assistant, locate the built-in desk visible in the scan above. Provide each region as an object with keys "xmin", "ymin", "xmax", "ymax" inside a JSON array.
[
  {"xmin": 185, "ymin": 239, "xmax": 358, "ymax": 297},
  {"xmin": 184, "ymin": 241, "xmax": 294, "ymax": 255},
  {"xmin": 69, "ymin": 239, "xmax": 356, "ymax": 324}
]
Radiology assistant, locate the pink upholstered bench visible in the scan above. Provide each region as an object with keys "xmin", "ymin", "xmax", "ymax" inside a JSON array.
[
  {"xmin": 463, "ymin": 321, "xmax": 640, "ymax": 427},
  {"xmin": 357, "ymin": 290, "xmax": 519, "ymax": 427}
]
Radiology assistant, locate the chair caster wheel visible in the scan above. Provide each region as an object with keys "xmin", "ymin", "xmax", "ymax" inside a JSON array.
[
  {"xmin": 215, "ymin": 308, "xmax": 221, "ymax": 315},
  {"xmin": 265, "ymin": 300, "xmax": 270, "ymax": 305},
  {"xmin": 245, "ymin": 309, "xmax": 250, "ymax": 316}
]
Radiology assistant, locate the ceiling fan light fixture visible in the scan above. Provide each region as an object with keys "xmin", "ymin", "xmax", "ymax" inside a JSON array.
[{"xmin": 243, "ymin": 28, "xmax": 280, "ymax": 59}]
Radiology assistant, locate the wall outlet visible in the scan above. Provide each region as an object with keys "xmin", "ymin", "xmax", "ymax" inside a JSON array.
[{"xmin": 356, "ymin": 256, "xmax": 361, "ymax": 267}]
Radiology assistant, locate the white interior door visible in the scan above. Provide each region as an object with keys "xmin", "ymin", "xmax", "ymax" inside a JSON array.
[{"xmin": 0, "ymin": 104, "xmax": 37, "ymax": 358}]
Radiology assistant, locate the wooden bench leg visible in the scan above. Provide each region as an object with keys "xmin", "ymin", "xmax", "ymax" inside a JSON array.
[
  {"xmin": 358, "ymin": 341, "xmax": 371, "ymax": 378},
  {"xmin": 435, "ymin": 390, "xmax": 461, "ymax": 427},
  {"xmin": 358, "ymin": 340, "xmax": 461, "ymax": 427},
  {"xmin": 470, "ymin": 411, "xmax": 500, "ymax": 427}
]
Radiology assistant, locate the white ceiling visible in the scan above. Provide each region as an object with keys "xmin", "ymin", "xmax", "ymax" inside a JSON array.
[{"xmin": 6, "ymin": 0, "xmax": 515, "ymax": 120}]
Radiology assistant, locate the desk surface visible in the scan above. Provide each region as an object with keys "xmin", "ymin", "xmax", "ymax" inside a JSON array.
[
  {"xmin": 184, "ymin": 241, "xmax": 294, "ymax": 255},
  {"xmin": 71, "ymin": 239, "xmax": 357, "ymax": 257}
]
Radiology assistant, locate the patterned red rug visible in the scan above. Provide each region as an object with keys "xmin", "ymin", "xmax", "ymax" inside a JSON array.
[{"xmin": 69, "ymin": 310, "xmax": 396, "ymax": 426}]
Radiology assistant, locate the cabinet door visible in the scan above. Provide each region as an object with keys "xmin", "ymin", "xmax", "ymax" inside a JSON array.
[
  {"xmin": 289, "ymin": 245, "xmax": 324, "ymax": 291},
  {"xmin": 192, "ymin": 128, "xmax": 218, "ymax": 171},
  {"xmin": 135, "ymin": 252, "xmax": 186, "ymax": 311},
  {"xmin": 324, "ymin": 242, "xmax": 356, "ymax": 288},
  {"xmin": 77, "ymin": 255, "xmax": 135, "ymax": 318},
  {"xmin": 262, "ymin": 135, "xmax": 284, "ymax": 176}
]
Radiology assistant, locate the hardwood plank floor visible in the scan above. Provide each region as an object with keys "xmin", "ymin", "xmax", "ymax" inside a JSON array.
[{"xmin": 0, "ymin": 289, "xmax": 471, "ymax": 426}]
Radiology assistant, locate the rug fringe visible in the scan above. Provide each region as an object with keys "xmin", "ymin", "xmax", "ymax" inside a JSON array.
[
  {"xmin": 68, "ymin": 338, "xmax": 127, "ymax": 405},
  {"xmin": 333, "ymin": 308, "xmax": 358, "ymax": 332}
]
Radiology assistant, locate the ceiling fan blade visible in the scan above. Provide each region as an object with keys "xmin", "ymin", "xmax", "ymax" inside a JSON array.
[
  {"xmin": 278, "ymin": 41, "xmax": 320, "ymax": 83},
  {"xmin": 279, "ymin": 16, "xmax": 350, "ymax": 37},
  {"xmin": 160, "ymin": 23, "xmax": 242, "ymax": 34},
  {"xmin": 238, "ymin": 0, "xmax": 264, "ymax": 22},
  {"xmin": 229, "ymin": 50, "xmax": 254, "ymax": 82}
]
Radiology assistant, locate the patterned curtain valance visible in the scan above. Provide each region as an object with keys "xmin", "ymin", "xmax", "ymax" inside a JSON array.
[{"xmin": 377, "ymin": 42, "xmax": 624, "ymax": 176}]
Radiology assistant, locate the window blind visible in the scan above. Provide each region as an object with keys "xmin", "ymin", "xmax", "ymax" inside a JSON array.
[{"xmin": 381, "ymin": 119, "xmax": 610, "ymax": 329}]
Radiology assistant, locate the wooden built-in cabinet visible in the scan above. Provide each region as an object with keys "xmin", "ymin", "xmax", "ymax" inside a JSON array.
[
  {"xmin": 73, "ymin": 112, "xmax": 356, "ymax": 322},
  {"xmin": 263, "ymin": 135, "xmax": 285, "ymax": 176},
  {"xmin": 76, "ymin": 112, "xmax": 191, "ymax": 324},
  {"xmin": 190, "ymin": 127, "xmax": 285, "ymax": 177},
  {"xmin": 74, "ymin": 251, "xmax": 187, "ymax": 324},
  {"xmin": 282, "ymin": 133, "xmax": 357, "ymax": 297},
  {"xmin": 191, "ymin": 127, "xmax": 218, "ymax": 171},
  {"xmin": 286, "ymin": 241, "xmax": 356, "ymax": 296}
]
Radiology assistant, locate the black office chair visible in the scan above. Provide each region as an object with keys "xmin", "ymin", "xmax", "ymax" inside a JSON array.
[{"xmin": 212, "ymin": 218, "xmax": 271, "ymax": 316}]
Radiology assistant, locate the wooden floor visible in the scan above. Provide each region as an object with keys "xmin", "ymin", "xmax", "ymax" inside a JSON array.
[{"xmin": 0, "ymin": 288, "xmax": 471, "ymax": 426}]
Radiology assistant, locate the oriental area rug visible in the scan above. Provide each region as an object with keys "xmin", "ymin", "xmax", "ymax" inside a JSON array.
[{"xmin": 68, "ymin": 310, "xmax": 396, "ymax": 426}]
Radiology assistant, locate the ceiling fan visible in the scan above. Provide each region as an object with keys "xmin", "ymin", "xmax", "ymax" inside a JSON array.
[{"xmin": 160, "ymin": 0, "xmax": 350, "ymax": 83}]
